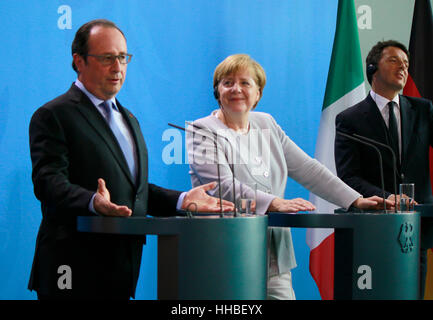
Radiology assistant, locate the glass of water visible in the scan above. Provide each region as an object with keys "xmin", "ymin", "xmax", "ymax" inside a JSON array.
[
  {"xmin": 399, "ymin": 183, "xmax": 415, "ymax": 212},
  {"xmin": 237, "ymin": 182, "xmax": 257, "ymax": 215}
]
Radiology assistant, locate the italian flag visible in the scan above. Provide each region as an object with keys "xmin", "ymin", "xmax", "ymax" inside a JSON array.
[{"xmin": 306, "ymin": 0, "xmax": 365, "ymax": 300}]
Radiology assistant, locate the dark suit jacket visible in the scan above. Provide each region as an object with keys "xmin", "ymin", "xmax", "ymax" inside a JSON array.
[
  {"xmin": 335, "ymin": 93, "xmax": 433, "ymax": 205},
  {"xmin": 28, "ymin": 84, "xmax": 181, "ymax": 298}
]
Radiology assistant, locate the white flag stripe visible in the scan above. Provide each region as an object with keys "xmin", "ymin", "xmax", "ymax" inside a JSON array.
[
  {"xmin": 314, "ymin": 82, "xmax": 365, "ymax": 170},
  {"xmin": 307, "ymin": 83, "xmax": 365, "ymax": 250}
]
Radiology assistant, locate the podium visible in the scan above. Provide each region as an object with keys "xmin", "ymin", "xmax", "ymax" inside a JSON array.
[
  {"xmin": 414, "ymin": 204, "xmax": 433, "ymax": 249},
  {"xmin": 77, "ymin": 215, "xmax": 267, "ymax": 300},
  {"xmin": 269, "ymin": 211, "xmax": 420, "ymax": 299},
  {"xmin": 78, "ymin": 210, "xmax": 422, "ymax": 300}
]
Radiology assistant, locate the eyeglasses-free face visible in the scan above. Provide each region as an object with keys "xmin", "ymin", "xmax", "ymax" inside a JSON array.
[{"xmin": 217, "ymin": 68, "xmax": 260, "ymax": 116}]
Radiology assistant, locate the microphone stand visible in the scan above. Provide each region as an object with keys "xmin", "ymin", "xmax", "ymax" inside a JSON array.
[
  {"xmin": 168, "ymin": 122, "xmax": 239, "ymax": 217},
  {"xmin": 184, "ymin": 121, "xmax": 239, "ymax": 217},
  {"xmin": 336, "ymin": 130, "xmax": 387, "ymax": 212},
  {"xmin": 168, "ymin": 122, "xmax": 224, "ymax": 217},
  {"xmin": 352, "ymin": 133, "xmax": 398, "ymax": 213}
]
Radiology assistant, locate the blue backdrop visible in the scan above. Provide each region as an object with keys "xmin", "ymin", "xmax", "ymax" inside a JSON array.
[{"xmin": 0, "ymin": 0, "xmax": 339, "ymax": 299}]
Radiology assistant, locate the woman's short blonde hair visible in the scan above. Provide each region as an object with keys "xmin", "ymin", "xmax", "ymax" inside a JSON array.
[{"xmin": 213, "ymin": 54, "xmax": 266, "ymax": 108}]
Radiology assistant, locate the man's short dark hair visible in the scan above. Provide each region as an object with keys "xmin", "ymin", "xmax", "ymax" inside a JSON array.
[
  {"xmin": 71, "ymin": 19, "xmax": 126, "ymax": 73},
  {"xmin": 365, "ymin": 40, "xmax": 409, "ymax": 85}
]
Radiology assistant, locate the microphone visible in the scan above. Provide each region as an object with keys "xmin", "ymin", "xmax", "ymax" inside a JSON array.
[
  {"xmin": 184, "ymin": 121, "xmax": 240, "ymax": 217},
  {"xmin": 352, "ymin": 133, "xmax": 398, "ymax": 213},
  {"xmin": 336, "ymin": 130, "xmax": 387, "ymax": 212},
  {"xmin": 168, "ymin": 122, "xmax": 239, "ymax": 217},
  {"xmin": 168, "ymin": 122, "xmax": 224, "ymax": 217}
]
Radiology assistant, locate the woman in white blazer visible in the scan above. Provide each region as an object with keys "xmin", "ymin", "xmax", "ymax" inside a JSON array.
[{"xmin": 186, "ymin": 54, "xmax": 392, "ymax": 299}]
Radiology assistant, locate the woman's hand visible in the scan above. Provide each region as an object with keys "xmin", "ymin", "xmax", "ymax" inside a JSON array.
[
  {"xmin": 268, "ymin": 197, "xmax": 316, "ymax": 213},
  {"xmin": 352, "ymin": 196, "xmax": 395, "ymax": 210}
]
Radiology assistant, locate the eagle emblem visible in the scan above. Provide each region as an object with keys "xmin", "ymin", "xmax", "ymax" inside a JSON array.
[{"xmin": 398, "ymin": 222, "xmax": 414, "ymax": 253}]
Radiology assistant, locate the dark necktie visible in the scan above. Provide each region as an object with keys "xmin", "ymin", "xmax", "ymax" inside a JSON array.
[
  {"xmin": 101, "ymin": 101, "xmax": 136, "ymax": 181},
  {"xmin": 388, "ymin": 101, "xmax": 400, "ymax": 162}
]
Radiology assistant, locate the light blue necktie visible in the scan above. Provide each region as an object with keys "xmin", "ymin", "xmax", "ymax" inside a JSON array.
[{"xmin": 101, "ymin": 101, "xmax": 136, "ymax": 182}]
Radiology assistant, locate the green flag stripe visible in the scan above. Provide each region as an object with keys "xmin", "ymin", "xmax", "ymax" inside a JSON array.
[{"xmin": 322, "ymin": 0, "xmax": 364, "ymax": 109}]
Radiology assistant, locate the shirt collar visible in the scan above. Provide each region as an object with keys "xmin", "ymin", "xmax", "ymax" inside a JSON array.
[
  {"xmin": 370, "ymin": 89, "xmax": 400, "ymax": 112},
  {"xmin": 74, "ymin": 79, "xmax": 118, "ymax": 110}
]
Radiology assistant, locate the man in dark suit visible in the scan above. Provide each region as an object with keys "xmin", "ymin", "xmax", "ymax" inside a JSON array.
[
  {"xmin": 335, "ymin": 40, "xmax": 433, "ymax": 297},
  {"xmin": 28, "ymin": 19, "xmax": 233, "ymax": 300}
]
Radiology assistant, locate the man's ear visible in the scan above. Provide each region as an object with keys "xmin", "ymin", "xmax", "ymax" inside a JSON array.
[{"xmin": 73, "ymin": 53, "xmax": 85, "ymax": 73}]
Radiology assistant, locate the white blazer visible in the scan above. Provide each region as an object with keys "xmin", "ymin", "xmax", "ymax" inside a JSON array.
[{"xmin": 186, "ymin": 110, "xmax": 360, "ymax": 274}]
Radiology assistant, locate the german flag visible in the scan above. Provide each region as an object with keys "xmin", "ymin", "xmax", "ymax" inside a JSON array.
[{"xmin": 403, "ymin": 0, "xmax": 433, "ymax": 300}]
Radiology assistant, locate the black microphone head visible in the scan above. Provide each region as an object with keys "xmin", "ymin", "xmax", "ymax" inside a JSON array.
[
  {"xmin": 366, "ymin": 63, "xmax": 377, "ymax": 84},
  {"xmin": 213, "ymin": 86, "xmax": 219, "ymax": 100}
]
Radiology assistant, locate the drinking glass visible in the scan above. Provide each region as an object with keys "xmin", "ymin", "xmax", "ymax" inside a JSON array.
[
  {"xmin": 236, "ymin": 182, "xmax": 257, "ymax": 215},
  {"xmin": 399, "ymin": 183, "xmax": 415, "ymax": 212}
]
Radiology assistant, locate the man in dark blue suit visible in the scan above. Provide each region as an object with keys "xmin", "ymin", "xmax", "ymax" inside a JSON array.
[
  {"xmin": 335, "ymin": 40, "xmax": 433, "ymax": 297},
  {"xmin": 28, "ymin": 19, "xmax": 233, "ymax": 300}
]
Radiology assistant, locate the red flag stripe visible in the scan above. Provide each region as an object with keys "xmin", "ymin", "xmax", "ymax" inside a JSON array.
[
  {"xmin": 403, "ymin": 74, "xmax": 421, "ymax": 98},
  {"xmin": 309, "ymin": 233, "xmax": 335, "ymax": 300}
]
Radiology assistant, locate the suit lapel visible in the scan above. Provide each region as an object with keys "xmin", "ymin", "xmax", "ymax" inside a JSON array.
[
  {"xmin": 116, "ymin": 100, "xmax": 148, "ymax": 193},
  {"xmin": 68, "ymin": 84, "xmax": 136, "ymax": 186},
  {"xmin": 400, "ymin": 95, "xmax": 416, "ymax": 170},
  {"xmin": 362, "ymin": 94, "xmax": 405, "ymax": 179},
  {"xmin": 362, "ymin": 95, "xmax": 389, "ymax": 144}
]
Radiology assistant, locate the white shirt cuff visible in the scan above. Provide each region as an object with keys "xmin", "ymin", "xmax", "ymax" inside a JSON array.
[{"xmin": 176, "ymin": 192, "xmax": 187, "ymax": 210}]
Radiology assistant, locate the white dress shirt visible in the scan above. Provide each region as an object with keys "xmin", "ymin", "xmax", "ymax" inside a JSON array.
[
  {"xmin": 74, "ymin": 80, "xmax": 185, "ymax": 213},
  {"xmin": 370, "ymin": 90, "xmax": 402, "ymax": 159}
]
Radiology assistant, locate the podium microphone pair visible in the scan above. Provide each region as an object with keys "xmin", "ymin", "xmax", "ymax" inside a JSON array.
[
  {"xmin": 168, "ymin": 122, "xmax": 239, "ymax": 217},
  {"xmin": 336, "ymin": 130, "xmax": 398, "ymax": 213}
]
